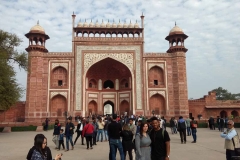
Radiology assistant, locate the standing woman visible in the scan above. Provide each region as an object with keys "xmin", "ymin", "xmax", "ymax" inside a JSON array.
[
  {"xmin": 65, "ymin": 118, "xmax": 75, "ymax": 151},
  {"xmin": 135, "ymin": 122, "xmax": 151, "ymax": 160},
  {"xmin": 30, "ymin": 134, "xmax": 62, "ymax": 160},
  {"xmin": 121, "ymin": 124, "xmax": 134, "ymax": 160},
  {"xmin": 82, "ymin": 119, "xmax": 94, "ymax": 150}
]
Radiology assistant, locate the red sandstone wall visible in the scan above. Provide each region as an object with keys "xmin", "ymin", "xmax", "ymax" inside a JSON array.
[{"xmin": 0, "ymin": 102, "xmax": 25, "ymax": 122}]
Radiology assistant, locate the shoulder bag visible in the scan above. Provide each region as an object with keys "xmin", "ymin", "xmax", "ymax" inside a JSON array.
[{"xmin": 232, "ymin": 133, "xmax": 240, "ymax": 156}]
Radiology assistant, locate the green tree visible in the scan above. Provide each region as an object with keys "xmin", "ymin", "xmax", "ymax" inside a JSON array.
[
  {"xmin": 0, "ymin": 29, "xmax": 28, "ymax": 110},
  {"xmin": 212, "ymin": 87, "xmax": 237, "ymax": 100}
]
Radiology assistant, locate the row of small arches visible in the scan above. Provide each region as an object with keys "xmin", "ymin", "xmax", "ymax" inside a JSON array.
[
  {"xmin": 77, "ymin": 20, "xmax": 139, "ymax": 28},
  {"xmin": 76, "ymin": 32, "xmax": 142, "ymax": 38}
]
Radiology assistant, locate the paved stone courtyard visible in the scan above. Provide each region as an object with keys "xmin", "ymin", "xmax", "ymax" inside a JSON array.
[{"xmin": 0, "ymin": 127, "xmax": 234, "ymax": 160}]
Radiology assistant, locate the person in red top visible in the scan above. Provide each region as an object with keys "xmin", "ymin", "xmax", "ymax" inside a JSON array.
[{"xmin": 82, "ymin": 120, "xmax": 94, "ymax": 150}]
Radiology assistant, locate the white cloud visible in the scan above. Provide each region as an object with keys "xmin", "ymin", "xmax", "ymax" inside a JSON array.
[{"xmin": 0, "ymin": 0, "xmax": 239, "ymax": 100}]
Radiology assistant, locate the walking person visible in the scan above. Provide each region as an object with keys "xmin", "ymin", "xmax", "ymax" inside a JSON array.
[
  {"xmin": 190, "ymin": 117, "xmax": 198, "ymax": 143},
  {"xmin": 53, "ymin": 119, "xmax": 61, "ymax": 149},
  {"xmin": 220, "ymin": 120, "xmax": 239, "ymax": 160},
  {"xmin": 135, "ymin": 122, "xmax": 151, "ymax": 160},
  {"xmin": 58, "ymin": 129, "xmax": 65, "ymax": 151},
  {"xmin": 74, "ymin": 118, "xmax": 85, "ymax": 145},
  {"xmin": 185, "ymin": 116, "xmax": 191, "ymax": 136},
  {"xmin": 92, "ymin": 117, "xmax": 99, "ymax": 145},
  {"xmin": 97, "ymin": 118, "xmax": 105, "ymax": 142},
  {"xmin": 177, "ymin": 116, "xmax": 187, "ymax": 144},
  {"xmin": 65, "ymin": 118, "xmax": 75, "ymax": 151},
  {"xmin": 170, "ymin": 117, "xmax": 176, "ymax": 134},
  {"xmin": 82, "ymin": 119, "xmax": 94, "ymax": 150},
  {"xmin": 150, "ymin": 117, "xmax": 170, "ymax": 160},
  {"xmin": 121, "ymin": 124, "xmax": 134, "ymax": 160},
  {"xmin": 104, "ymin": 118, "xmax": 109, "ymax": 141},
  {"xmin": 108, "ymin": 114, "xmax": 124, "ymax": 160},
  {"xmin": 217, "ymin": 116, "xmax": 220, "ymax": 131}
]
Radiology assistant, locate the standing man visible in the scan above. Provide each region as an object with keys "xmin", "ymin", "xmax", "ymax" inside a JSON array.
[
  {"xmin": 53, "ymin": 119, "xmax": 61, "ymax": 149},
  {"xmin": 92, "ymin": 117, "xmax": 99, "ymax": 145},
  {"xmin": 220, "ymin": 120, "xmax": 239, "ymax": 160},
  {"xmin": 65, "ymin": 118, "xmax": 75, "ymax": 151},
  {"xmin": 220, "ymin": 117, "xmax": 225, "ymax": 132},
  {"xmin": 217, "ymin": 116, "xmax": 220, "ymax": 131},
  {"xmin": 97, "ymin": 118, "xmax": 105, "ymax": 142},
  {"xmin": 150, "ymin": 117, "xmax": 170, "ymax": 160},
  {"xmin": 185, "ymin": 116, "xmax": 191, "ymax": 136},
  {"xmin": 74, "ymin": 118, "xmax": 85, "ymax": 145},
  {"xmin": 129, "ymin": 118, "xmax": 137, "ymax": 141},
  {"xmin": 108, "ymin": 114, "xmax": 124, "ymax": 160},
  {"xmin": 190, "ymin": 117, "xmax": 198, "ymax": 143}
]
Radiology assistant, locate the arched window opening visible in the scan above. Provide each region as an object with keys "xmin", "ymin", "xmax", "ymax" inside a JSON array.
[
  {"xmin": 89, "ymin": 33, "xmax": 94, "ymax": 37},
  {"xmin": 103, "ymin": 80, "xmax": 114, "ymax": 89},
  {"xmin": 220, "ymin": 110, "xmax": 227, "ymax": 118},
  {"xmin": 148, "ymin": 66, "xmax": 164, "ymax": 87},
  {"xmin": 95, "ymin": 33, "xmax": 100, "ymax": 37},
  {"xmin": 112, "ymin": 33, "xmax": 117, "ymax": 37},
  {"xmin": 231, "ymin": 110, "xmax": 239, "ymax": 118},
  {"xmin": 117, "ymin": 33, "xmax": 122, "ymax": 37},
  {"xmin": 88, "ymin": 79, "xmax": 97, "ymax": 88},
  {"xmin": 51, "ymin": 67, "xmax": 68, "ymax": 87}
]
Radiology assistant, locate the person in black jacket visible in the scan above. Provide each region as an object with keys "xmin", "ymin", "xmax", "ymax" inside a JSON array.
[
  {"xmin": 74, "ymin": 118, "xmax": 85, "ymax": 145},
  {"xmin": 121, "ymin": 124, "xmax": 134, "ymax": 160},
  {"xmin": 53, "ymin": 119, "xmax": 61, "ymax": 149},
  {"xmin": 65, "ymin": 118, "xmax": 75, "ymax": 151}
]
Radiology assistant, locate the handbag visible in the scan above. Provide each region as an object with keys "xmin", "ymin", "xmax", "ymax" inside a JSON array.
[
  {"xmin": 191, "ymin": 121, "xmax": 198, "ymax": 128},
  {"xmin": 232, "ymin": 134, "xmax": 240, "ymax": 156}
]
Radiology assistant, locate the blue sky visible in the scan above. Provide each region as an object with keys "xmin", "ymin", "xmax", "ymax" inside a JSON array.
[{"xmin": 0, "ymin": 0, "xmax": 240, "ymax": 100}]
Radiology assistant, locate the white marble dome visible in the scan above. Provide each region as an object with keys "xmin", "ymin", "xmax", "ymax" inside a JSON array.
[
  {"xmin": 30, "ymin": 23, "xmax": 45, "ymax": 33},
  {"xmin": 169, "ymin": 25, "xmax": 183, "ymax": 33}
]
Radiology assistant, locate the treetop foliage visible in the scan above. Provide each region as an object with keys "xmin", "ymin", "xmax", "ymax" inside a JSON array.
[
  {"xmin": 212, "ymin": 87, "xmax": 240, "ymax": 100},
  {"xmin": 0, "ymin": 29, "xmax": 27, "ymax": 110}
]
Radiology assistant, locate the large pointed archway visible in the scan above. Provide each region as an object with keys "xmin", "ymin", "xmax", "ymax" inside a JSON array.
[
  {"xmin": 85, "ymin": 57, "xmax": 132, "ymax": 115},
  {"xmin": 51, "ymin": 95, "xmax": 67, "ymax": 117}
]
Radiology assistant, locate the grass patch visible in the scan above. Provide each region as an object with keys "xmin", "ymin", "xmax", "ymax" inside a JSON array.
[
  {"xmin": 11, "ymin": 125, "xmax": 37, "ymax": 132},
  {"xmin": 0, "ymin": 127, "xmax": 3, "ymax": 132}
]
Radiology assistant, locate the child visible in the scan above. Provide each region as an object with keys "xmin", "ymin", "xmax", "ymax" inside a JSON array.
[{"xmin": 58, "ymin": 129, "xmax": 65, "ymax": 151}]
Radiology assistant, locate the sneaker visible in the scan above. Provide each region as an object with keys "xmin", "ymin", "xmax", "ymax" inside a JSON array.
[
  {"xmin": 65, "ymin": 150, "xmax": 69, "ymax": 152},
  {"xmin": 184, "ymin": 141, "xmax": 186, "ymax": 144},
  {"xmin": 90, "ymin": 147, "xmax": 93, "ymax": 149},
  {"xmin": 191, "ymin": 141, "xmax": 196, "ymax": 143}
]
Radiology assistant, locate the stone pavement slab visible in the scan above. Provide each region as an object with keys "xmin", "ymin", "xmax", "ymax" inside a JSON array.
[{"xmin": 0, "ymin": 127, "xmax": 234, "ymax": 160}]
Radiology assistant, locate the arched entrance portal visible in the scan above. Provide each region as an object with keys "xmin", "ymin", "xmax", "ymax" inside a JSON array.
[{"xmin": 104, "ymin": 101, "xmax": 114, "ymax": 115}]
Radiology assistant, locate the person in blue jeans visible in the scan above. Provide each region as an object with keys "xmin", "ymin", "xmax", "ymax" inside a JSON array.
[
  {"xmin": 104, "ymin": 118, "xmax": 109, "ymax": 141},
  {"xmin": 65, "ymin": 118, "xmax": 75, "ymax": 151},
  {"xmin": 108, "ymin": 114, "xmax": 124, "ymax": 160},
  {"xmin": 97, "ymin": 118, "xmax": 104, "ymax": 142},
  {"xmin": 190, "ymin": 117, "xmax": 198, "ymax": 143}
]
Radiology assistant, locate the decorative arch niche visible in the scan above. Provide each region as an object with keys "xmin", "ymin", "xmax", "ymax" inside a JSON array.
[
  {"xmin": 149, "ymin": 94, "xmax": 165, "ymax": 115},
  {"xmin": 51, "ymin": 95, "xmax": 67, "ymax": 117},
  {"xmin": 51, "ymin": 66, "xmax": 68, "ymax": 87},
  {"xmin": 148, "ymin": 66, "xmax": 164, "ymax": 87}
]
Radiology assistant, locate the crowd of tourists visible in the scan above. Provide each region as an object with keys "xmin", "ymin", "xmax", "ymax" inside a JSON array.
[{"xmin": 27, "ymin": 114, "xmax": 240, "ymax": 160}]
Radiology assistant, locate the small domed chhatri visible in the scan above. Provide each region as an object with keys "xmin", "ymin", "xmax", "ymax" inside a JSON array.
[
  {"xmin": 134, "ymin": 20, "xmax": 139, "ymax": 28},
  {"xmin": 30, "ymin": 21, "xmax": 45, "ymax": 33},
  {"xmin": 106, "ymin": 20, "xmax": 111, "ymax": 28},
  {"xmin": 100, "ymin": 20, "xmax": 105, "ymax": 27},
  {"xmin": 128, "ymin": 20, "xmax": 134, "ymax": 28},
  {"xmin": 77, "ymin": 20, "xmax": 83, "ymax": 27},
  {"xmin": 123, "ymin": 21, "xmax": 128, "ymax": 28},
  {"xmin": 112, "ymin": 20, "xmax": 117, "ymax": 28},
  {"xmin": 83, "ymin": 19, "xmax": 88, "ymax": 27},
  {"xmin": 89, "ymin": 20, "xmax": 94, "ymax": 27},
  {"xmin": 95, "ymin": 20, "xmax": 100, "ymax": 27},
  {"xmin": 169, "ymin": 22, "xmax": 184, "ymax": 34},
  {"xmin": 117, "ymin": 20, "xmax": 122, "ymax": 28}
]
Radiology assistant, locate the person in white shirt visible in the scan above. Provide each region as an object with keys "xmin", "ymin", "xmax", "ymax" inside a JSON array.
[
  {"xmin": 221, "ymin": 120, "xmax": 239, "ymax": 160},
  {"xmin": 74, "ymin": 118, "xmax": 85, "ymax": 145}
]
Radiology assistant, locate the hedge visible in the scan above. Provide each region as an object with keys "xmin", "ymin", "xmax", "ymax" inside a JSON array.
[{"xmin": 11, "ymin": 125, "xmax": 37, "ymax": 132}]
